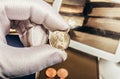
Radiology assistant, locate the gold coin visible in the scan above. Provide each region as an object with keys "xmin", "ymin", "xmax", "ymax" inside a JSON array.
[
  {"xmin": 49, "ymin": 31, "xmax": 70, "ymax": 50},
  {"xmin": 57, "ymin": 68, "xmax": 68, "ymax": 78},
  {"xmin": 45, "ymin": 68, "xmax": 57, "ymax": 78}
]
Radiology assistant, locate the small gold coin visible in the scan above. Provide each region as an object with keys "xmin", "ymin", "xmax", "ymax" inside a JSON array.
[
  {"xmin": 45, "ymin": 68, "xmax": 57, "ymax": 78},
  {"xmin": 57, "ymin": 68, "xmax": 68, "ymax": 78},
  {"xmin": 49, "ymin": 31, "xmax": 70, "ymax": 50}
]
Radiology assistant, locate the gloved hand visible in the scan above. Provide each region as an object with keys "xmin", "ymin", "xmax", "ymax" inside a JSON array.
[{"xmin": 0, "ymin": 0, "xmax": 69, "ymax": 79}]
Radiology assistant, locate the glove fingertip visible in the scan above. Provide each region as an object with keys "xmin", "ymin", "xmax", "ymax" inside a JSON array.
[
  {"xmin": 56, "ymin": 49, "xmax": 67, "ymax": 62},
  {"xmin": 60, "ymin": 50, "xmax": 67, "ymax": 61}
]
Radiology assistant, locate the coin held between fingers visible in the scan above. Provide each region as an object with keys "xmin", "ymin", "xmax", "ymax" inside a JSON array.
[{"xmin": 49, "ymin": 31, "xmax": 70, "ymax": 50}]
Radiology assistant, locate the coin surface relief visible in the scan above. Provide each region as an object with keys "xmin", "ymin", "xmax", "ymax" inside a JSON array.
[{"xmin": 49, "ymin": 31, "xmax": 70, "ymax": 50}]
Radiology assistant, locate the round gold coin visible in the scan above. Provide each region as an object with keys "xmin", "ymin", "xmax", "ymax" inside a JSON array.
[
  {"xmin": 57, "ymin": 68, "xmax": 68, "ymax": 78},
  {"xmin": 45, "ymin": 68, "xmax": 57, "ymax": 78},
  {"xmin": 49, "ymin": 31, "xmax": 70, "ymax": 50}
]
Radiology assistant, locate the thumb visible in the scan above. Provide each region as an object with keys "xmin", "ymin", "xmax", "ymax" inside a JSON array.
[{"xmin": 0, "ymin": 43, "xmax": 67, "ymax": 78}]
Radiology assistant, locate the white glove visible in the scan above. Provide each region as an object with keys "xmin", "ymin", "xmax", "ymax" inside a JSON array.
[
  {"xmin": 99, "ymin": 59, "xmax": 120, "ymax": 79},
  {"xmin": 0, "ymin": 0, "xmax": 69, "ymax": 79}
]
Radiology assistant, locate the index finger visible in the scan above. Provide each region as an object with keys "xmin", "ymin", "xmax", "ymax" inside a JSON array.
[
  {"xmin": 31, "ymin": 1, "xmax": 70, "ymax": 32},
  {"xmin": 2, "ymin": 0, "xmax": 70, "ymax": 31}
]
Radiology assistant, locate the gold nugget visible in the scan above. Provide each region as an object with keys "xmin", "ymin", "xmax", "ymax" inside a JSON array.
[{"xmin": 49, "ymin": 31, "xmax": 70, "ymax": 50}]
